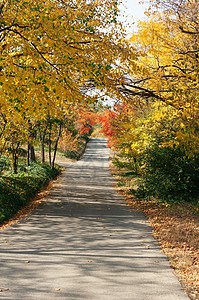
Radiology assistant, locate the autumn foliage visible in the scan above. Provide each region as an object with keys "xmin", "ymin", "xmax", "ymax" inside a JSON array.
[
  {"xmin": 0, "ymin": 0, "xmax": 198, "ymax": 201},
  {"xmin": 99, "ymin": 0, "xmax": 199, "ymax": 203},
  {"xmin": 0, "ymin": 0, "xmax": 134, "ymax": 172}
]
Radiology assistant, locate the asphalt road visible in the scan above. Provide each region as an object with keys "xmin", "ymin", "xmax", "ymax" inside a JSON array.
[{"xmin": 0, "ymin": 138, "xmax": 189, "ymax": 299}]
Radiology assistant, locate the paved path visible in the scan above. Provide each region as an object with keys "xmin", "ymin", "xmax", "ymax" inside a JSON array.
[{"xmin": 0, "ymin": 138, "xmax": 189, "ymax": 299}]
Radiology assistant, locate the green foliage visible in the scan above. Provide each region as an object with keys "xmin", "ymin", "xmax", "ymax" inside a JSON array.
[
  {"xmin": 64, "ymin": 150, "xmax": 80, "ymax": 160},
  {"xmin": 0, "ymin": 157, "xmax": 11, "ymax": 173},
  {"xmin": 136, "ymin": 144, "xmax": 199, "ymax": 203},
  {"xmin": 113, "ymin": 156, "xmax": 138, "ymax": 173},
  {"xmin": 120, "ymin": 171, "xmax": 138, "ymax": 178},
  {"xmin": 0, "ymin": 161, "xmax": 61, "ymax": 224}
]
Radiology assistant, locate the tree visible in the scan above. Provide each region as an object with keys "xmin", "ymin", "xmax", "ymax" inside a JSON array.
[
  {"xmin": 121, "ymin": 0, "xmax": 199, "ymax": 154},
  {"xmin": 100, "ymin": 0, "xmax": 199, "ymax": 202},
  {"xmin": 0, "ymin": 0, "xmax": 135, "ymax": 172}
]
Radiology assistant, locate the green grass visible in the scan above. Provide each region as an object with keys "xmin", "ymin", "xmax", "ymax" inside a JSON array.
[{"xmin": 0, "ymin": 159, "xmax": 61, "ymax": 224}]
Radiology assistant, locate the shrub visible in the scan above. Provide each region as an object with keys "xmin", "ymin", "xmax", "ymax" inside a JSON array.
[
  {"xmin": 136, "ymin": 144, "xmax": 199, "ymax": 203},
  {"xmin": 0, "ymin": 162, "xmax": 61, "ymax": 223},
  {"xmin": 0, "ymin": 157, "xmax": 11, "ymax": 173}
]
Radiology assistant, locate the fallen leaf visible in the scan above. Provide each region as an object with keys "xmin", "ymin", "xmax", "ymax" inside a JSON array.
[
  {"xmin": 0, "ymin": 288, "xmax": 9, "ymax": 292},
  {"xmin": 25, "ymin": 261, "xmax": 30, "ymax": 263},
  {"xmin": 152, "ymin": 259, "xmax": 159, "ymax": 263},
  {"xmin": 170, "ymin": 265, "xmax": 175, "ymax": 269}
]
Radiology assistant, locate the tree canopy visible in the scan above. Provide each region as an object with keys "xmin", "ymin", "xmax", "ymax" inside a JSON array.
[{"xmin": 0, "ymin": 0, "xmax": 135, "ymax": 171}]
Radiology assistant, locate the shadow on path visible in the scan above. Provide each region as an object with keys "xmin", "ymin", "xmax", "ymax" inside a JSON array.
[{"xmin": 0, "ymin": 138, "xmax": 189, "ymax": 299}]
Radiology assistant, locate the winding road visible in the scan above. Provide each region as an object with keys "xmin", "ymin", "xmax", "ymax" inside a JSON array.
[{"xmin": 0, "ymin": 138, "xmax": 189, "ymax": 299}]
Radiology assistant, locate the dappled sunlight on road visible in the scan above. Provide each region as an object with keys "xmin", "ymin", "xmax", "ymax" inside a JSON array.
[{"xmin": 0, "ymin": 138, "xmax": 188, "ymax": 299}]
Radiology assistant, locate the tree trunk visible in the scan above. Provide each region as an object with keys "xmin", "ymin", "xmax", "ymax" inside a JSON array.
[
  {"xmin": 27, "ymin": 143, "xmax": 30, "ymax": 166},
  {"xmin": 41, "ymin": 141, "xmax": 45, "ymax": 163},
  {"xmin": 30, "ymin": 144, "xmax": 36, "ymax": 161},
  {"xmin": 52, "ymin": 124, "xmax": 62, "ymax": 168},
  {"xmin": 49, "ymin": 142, "xmax": 52, "ymax": 166},
  {"xmin": 133, "ymin": 157, "xmax": 138, "ymax": 174},
  {"xmin": 11, "ymin": 150, "xmax": 18, "ymax": 174},
  {"xmin": 48, "ymin": 124, "xmax": 52, "ymax": 167},
  {"xmin": 38, "ymin": 122, "xmax": 47, "ymax": 163}
]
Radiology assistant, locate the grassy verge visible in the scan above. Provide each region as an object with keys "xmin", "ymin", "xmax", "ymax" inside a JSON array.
[
  {"xmin": 0, "ymin": 160, "xmax": 61, "ymax": 225},
  {"xmin": 110, "ymin": 160, "xmax": 199, "ymax": 300}
]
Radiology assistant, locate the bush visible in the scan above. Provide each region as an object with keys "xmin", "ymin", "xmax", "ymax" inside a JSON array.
[
  {"xmin": 0, "ymin": 162, "xmax": 61, "ymax": 223},
  {"xmin": 136, "ymin": 145, "xmax": 199, "ymax": 203},
  {"xmin": 0, "ymin": 157, "xmax": 11, "ymax": 173},
  {"xmin": 113, "ymin": 156, "xmax": 138, "ymax": 173}
]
